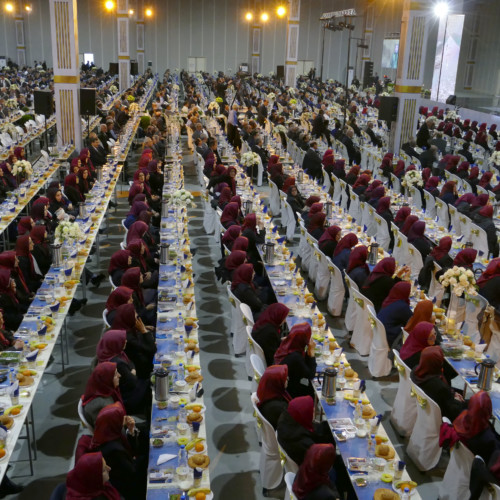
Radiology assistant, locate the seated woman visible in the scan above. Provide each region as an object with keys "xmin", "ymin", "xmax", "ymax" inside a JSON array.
[
  {"xmin": 0, "ymin": 159, "xmax": 17, "ymax": 190},
  {"xmin": 0, "ymin": 250, "xmax": 32, "ymax": 306},
  {"xmin": 47, "ymin": 187, "xmax": 76, "ymax": 219},
  {"xmin": 465, "ymin": 166, "xmax": 480, "ymax": 194},
  {"xmin": 307, "ymin": 211, "xmax": 326, "ymax": 241},
  {"xmin": 394, "ymin": 206, "xmax": 411, "ymax": 230},
  {"xmin": 425, "ymin": 176, "xmax": 441, "ymax": 198},
  {"xmin": 418, "ymin": 236, "xmax": 453, "ymax": 291},
  {"xmin": 110, "ymin": 304, "xmax": 156, "ymax": 379},
  {"xmin": 475, "ymin": 206, "xmax": 499, "ymax": 258},
  {"xmin": 126, "ymin": 221, "xmax": 157, "ymax": 254},
  {"xmin": 376, "ymin": 196, "xmax": 394, "ymax": 246},
  {"xmin": 439, "ymin": 180, "xmax": 458, "ymax": 205},
  {"xmin": 401, "ymin": 214, "xmax": 418, "ymax": 236},
  {"xmin": 470, "ymin": 194, "xmax": 490, "ymax": 220},
  {"xmin": 277, "ymin": 395, "xmax": 335, "ymax": 466},
  {"xmin": 274, "ymin": 323, "xmax": 316, "ymax": 399},
  {"xmin": 90, "ymin": 403, "xmax": 146, "ymax": 500},
  {"xmin": 127, "ymin": 240, "xmax": 158, "ymax": 284},
  {"xmin": 377, "ymin": 281, "xmax": 412, "ymax": 347},
  {"xmin": 221, "ymin": 226, "xmax": 242, "ymax": 252},
  {"xmin": 96, "ymin": 330, "xmax": 151, "ymax": 415},
  {"xmin": 456, "ymin": 161, "xmax": 470, "ymax": 179},
  {"xmin": 477, "ymin": 258, "xmax": 500, "ymax": 309},
  {"xmin": 332, "ymin": 233, "xmax": 358, "ymax": 272},
  {"xmin": 241, "ymin": 214, "xmax": 265, "ymax": 272},
  {"xmin": 453, "ymin": 391, "xmax": 500, "ymax": 464},
  {"xmin": 108, "ymin": 250, "xmax": 132, "ymax": 287},
  {"xmin": 317, "ymin": 225, "xmax": 341, "ymax": 259},
  {"xmin": 362, "ymin": 257, "xmax": 409, "ymax": 312},
  {"xmin": 408, "ymin": 221, "xmax": 432, "ymax": 261},
  {"xmin": 15, "ymin": 235, "xmax": 42, "ymax": 293},
  {"xmin": 332, "ymin": 159, "xmax": 346, "ymax": 180},
  {"xmin": 65, "ymin": 451, "xmax": 121, "ymax": 500},
  {"xmin": 30, "ymin": 226, "xmax": 51, "ymax": 276},
  {"xmin": 17, "ymin": 217, "xmax": 33, "ymax": 237},
  {"xmin": 287, "ymin": 185, "xmax": 305, "ymax": 221},
  {"xmin": 232, "ymin": 236, "xmax": 248, "ymax": 252},
  {"xmin": 322, "ymin": 150, "xmax": 334, "ymax": 175},
  {"xmin": 124, "ymin": 200, "xmax": 151, "ymax": 230},
  {"xmin": 270, "ymin": 162, "xmax": 287, "ymax": 191},
  {"xmin": 453, "ymin": 248, "xmax": 478, "ymax": 269},
  {"xmin": 31, "ymin": 197, "xmax": 53, "ymax": 232},
  {"xmin": 222, "ymin": 250, "xmax": 247, "ymax": 283},
  {"xmin": 64, "ymin": 173, "xmax": 84, "ymax": 207},
  {"xmin": 256, "ymin": 364, "xmax": 291, "ymax": 429},
  {"xmin": 352, "ymin": 173, "xmax": 370, "ymax": 198},
  {"xmin": 81, "ymin": 361, "xmax": 124, "ymax": 429},
  {"xmin": 282, "ymin": 176, "xmax": 296, "ymax": 194},
  {"xmin": 251, "ymin": 303, "xmax": 290, "ymax": 366},
  {"xmin": 399, "ymin": 321, "xmax": 436, "ymax": 368},
  {"xmin": 121, "ymin": 267, "xmax": 157, "ymax": 326},
  {"xmin": 0, "ymin": 309, "xmax": 24, "ymax": 352},
  {"xmin": 300, "ymin": 196, "xmax": 321, "ymax": 223},
  {"xmin": 346, "ymin": 245, "xmax": 369, "ymax": 289},
  {"xmin": 217, "ymin": 186, "xmax": 233, "ymax": 209},
  {"xmin": 78, "ymin": 166, "xmax": 92, "ymax": 198},
  {"xmin": 105, "ymin": 286, "xmax": 134, "ymax": 325},
  {"xmin": 410, "ymin": 346, "xmax": 466, "ymax": 421},
  {"xmin": 367, "ymin": 186, "xmax": 385, "ymax": 208},
  {"xmin": 293, "ymin": 444, "xmax": 339, "ymax": 500},
  {"xmin": 0, "ymin": 269, "xmax": 25, "ymax": 331},
  {"xmin": 455, "ymin": 193, "xmax": 475, "ymax": 215},
  {"xmin": 479, "ymin": 171, "xmax": 494, "ymax": 191},
  {"xmin": 220, "ymin": 202, "xmax": 241, "ymax": 229},
  {"xmin": 345, "ymin": 165, "xmax": 360, "ymax": 186}
]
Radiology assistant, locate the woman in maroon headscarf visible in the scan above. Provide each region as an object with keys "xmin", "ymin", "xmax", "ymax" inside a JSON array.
[
  {"xmin": 124, "ymin": 200, "xmax": 151, "ymax": 229},
  {"xmin": 401, "ymin": 214, "xmax": 419, "ymax": 236},
  {"xmin": 232, "ymin": 236, "xmax": 249, "ymax": 252},
  {"xmin": 282, "ymin": 176, "xmax": 296, "ymax": 194},
  {"xmin": 80, "ymin": 148, "xmax": 95, "ymax": 177},
  {"xmin": 346, "ymin": 245, "xmax": 369, "ymax": 289},
  {"xmin": 400, "ymin": 321, "xmax": 436, "ymax": 368},
  {"xmin": 439, "ymin": 180, "xmax": 458, "ymax": 205},
  {"xmin": 0, "ymin": 309, "xmax": 24, "ymax": 353},
  {"xmin": 31, "ymin": 197, "xmax": 53, "ymax": 230},
  {"xmin": 322, "ymin": 149, "xmax": 334, "ymax": 170},
  {"xmin": 408, "ymin": 220, "xmax": 432, "ymax": 261},
  {"xmin": 479, "ymin": 171, "xmax": 493, "ymax": 191},
  {"xmin": 17, "ymin": 216, "xmax": 33, "ymax": 237},
  {"xmin": 231, "ymin": 263, "xmax": 269, "ymax": 319},
  {"xmin": 362, "ymin": 257, "xmax": 409, "ymax": 312},
  {"xmin": 332, "ymin": 233, "xmax": 358, "ymax": 272},
  {"xmin": 425, "ymin": 176, "xmax": 440, "ymax": 198},
  {"xmin": 15, "ymin": 235, "xmax": 42, "ymax": 293},
  {"xmin": 352, "ymin": 173, "xmax": 370, "ymax": 197},
  {"xmin": 367, "ymin": 185, "xmax": 385, "ymax": 208},
  {"xmin": 455, "ymin": 193, "xmax": 476, "ymax": 216},
  {"xmin": 410, "ymin": 346, "xmax": 466, "ymax": 420},
  {"xmin": 126, "ymin": 220, "xmax": 156, "ymax": 251},
  {"xmin": 453, "ymin": 392, "xmax": 500, "ymax": 463},
  {"xmin": 377, "ymin": 281, "xmax": 412, "ymax": 346},
  {"xmin": 65, "ymin": 451, "xmax": 121, "ymax": 500},
  {"xmin": 256, "ymin": 364, "xmax": 291, "ymax": 429},
  {"xmin": 111, "ymin": 304, "xmax": 156, "ymax": 379},
  {"xmin": 475, "ymin": 205, "xmax": 500, "ymax": 258},
  {"xmin": 81, "ymin": 362, "xmax": 124, "ymax": 429},
  {"xmin": 456, "ymin": 161, "xmax": 470, "ymax": 179},
  {"xmin": 241, "ymin": 213, "xmax": 266, "ymax": 273},
  {"xmin": 267, "ymin": 154, "xmax": 280, "ymax": 172},
  {"xmin": 0, "ymin": 269, "xmax": 24, "ymax": 330},
  {"xmin": 453, "ymin": 248, "xmax": 478, "ymax": 269},
  {"xmin": 276, "ymin": 395, "xmax": 335, "ymax": 466},
  {"xmin": 274, "ymin": 323, "xmax": 315, "ymax": 398},
  {"xmin": 221, "ymin": 225, "xmax": 242, "ymax": 251},
  {"xmin": 0, "ymin": 250, "xmax": 31, "ymax": 305},
  {"xmin": 251, "ymin": 303, "xmax": 290, "ymax": 367},
  {"xmin": 345, "ymin": 165, "xmax": 360, "ymax": 186},
  {"xmin": 78, "ymin": 166, "xmax": 92, "ymax": 198},
  {"xmin": 223, "ymin": 250, "xmax": 247, "ymax": 282},
  {"xmin": 318, "ymin": 225, "xmax": 341, "ymax": 258},
  {"xmin": 30, "ymin": 225, "xmax": 51, "ymax": 275},
  {"xmin": 220, "ymin": 201, "xmax": 240, "ymax": 229},
  {"xmin": 108, "ymin": 250, "xmax": 132, "ymax": 287},
  {"xmin": 90, "ymin": 403, "xmax": 145, "ymax": 500},
  {"xmin": 269, "ymin": 162, "xmax": 287, "ymax": 191},
  {"xmin": 127, "ymin": 182, "xmax": 144, "ymax": 206},
  {"xmin": 64, "ymin": 173, "xmax": 84, "ymax": 206},
  {"xmin": 394, "ymin": 206, "xmax": 411, "ymax": 230},
  {"xmin": 332, "ymin": 159, "xmax": 346, "ymax": 180},
  {"xmin": 364, "ymin": 179, "xmax": 382, "ymax": 200},
  {"xmin": 218, "ymin": 186, "xmax": 233, "ymax": 209},
  {"xmin": 418, "ymin": 236, "xmax": 453, "ymax": 291},
  {"xmin": 105, "ymin": 286, "xmax": 134, "ymax": 326},
  {"xmin": 292, "ymin": 443, "xmax": 339, "ymax": 499},
  {"xmin": 121, "ymin": 267, "xmax": 157, "ymax": 326}
]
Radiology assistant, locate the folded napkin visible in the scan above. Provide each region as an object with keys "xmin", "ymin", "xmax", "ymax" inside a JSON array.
[{"xmin": 157, "ymin": 453, "xmax": 177, "ymax": 466}]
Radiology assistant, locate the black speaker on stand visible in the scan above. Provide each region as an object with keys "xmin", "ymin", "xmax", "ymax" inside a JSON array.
[
  {"xmin": 109, "ymin": 62, "xmax": 118, "ymax": 75},
  {"xmin": 130, "ymin": 61, "xmax": 138, "ymax": 76},
  {"xmin": 80, "ymin": 88, "xmax": 97, "ymax": 146},
  {"xmin": 363, "ymin": 61, "xmax": 374, "ymax": 88},
  {"xmin": 379, "ymin": 96, "xmax": 399, "ymax": 122},
  {"xmin": 34, "ymin": 90, "xmax": 53, "ymax": 150},
  {"xmin": 276, "ymin": 65, "xmax": 285, "ymax": 80},
  {"xmin": 446, "ymin": 94, "xmax": 457, "ymax": 105}
]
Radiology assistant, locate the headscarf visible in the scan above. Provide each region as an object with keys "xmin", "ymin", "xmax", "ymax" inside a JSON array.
[
  {"xmin": 401, "ymin": 215, "xmax": 419, "ymax": 236},
  {"xmin": 353, "ymin": 174, "xmax": 370, "ymax": 189},
  {"xmin": 13, "ymin": 146, "xmax": 24, "ymax": 160},
  {"xmin": 218, "ymin": 186, "xmax": 233, "ymax": 207},
  {"xmin": 407, "ymin": 220, "xmax": 426, "ymax": 243},
  {"xmin": 394, "ymin": 160, "xmax": 405, "ymax": 177},
  {"xmin": 455, "ymin": 193, "xmax": 476, "ymax": 207},
  {"xmin": 282, "ymin": 176, "xmax": 295, "ymax": 193},
  {"xmin": 70, "ymin": 158, "xmax": 80, "ymax": 172},
  {"xmin": 365, "ymin": 179, "xmax": 382, "ymax": 197},
  {"xmin": 15, "ymin": 235, "xmax": 36, "ymax": 277},
  {"xmin": 127, "ymin": 239, "xmax": 147, "ymax": 272},
  {"xmin": 108, "ymin": 249, "xmax": 131, "ymax": 275},
  {"xmin": 346, "ymin": 245, "xmax": 369, "ymax": 274},
  {"xmin": 0, "ymin": 250, "xmax": 29, "ymax": 294},
  {"xmin": 0, "ymin": 269, "xmax": 18, "ymax": 305},
  {"xmin": 252, "ymin": 303, "xmax": 290, "ymax": 333},
  {"xmin": 274, "ymin": 323, "xmax": 311, "ymax": 364},
  {"xmin": 412, "ymin": 345, "xmax": 446, "ymax": 384},
  {"xmin": 400, "ymin": 321, "xmax": 434, "ymax": 361},
  {"xmin": 454, "ymin": 391, "xmax": 493, "ymax": 440},
  {"xmin": 230, "ymin": 195, "xmax": 242, "ymax": 209},
  {"xmin": 430, "ymin": 236, "xmax": 452, "ymax": 261},
  {"xmin": 105, "ymin": 286, "xmax": 134, "ymax": 313},
  {"xmin": 305, "ymin": 196, "xmax": 321, "ymax": 207},
  {"xmin": 453, "ymin": 248, "xmax": 477, "ymax": 268},
  {"xmin": 318, "ymin": 225, "xmax": 341, "ymax": 247},
  {"xmin": 231, "ymin": 263, "xmax": 255, "ymax": 291},
  {"xmin": 332, "ymin": 159, "xmax": 345, "ymax": 175},
  {"xmin": 369, "ymin": 186, "xmax": 385, "ymax": 201},
  {"xmin": 394, "ymin": 206, "xmax": 411, "ymax": 224},
  {"xmin": 147, "ymin": 160, "xmax": 159, "ymax": 173},
  {"xmin": 479, "ymin": 205, "xmax": 493, "ymax": 218},
  {"xmin": 220, "ymin": 202, "xmax": 240, "ymax": 227},
  {"xmin": 471, "ymin": 194, "xmax": 489, "ymax": 208},
  {"xmin": 96, "ymin": 329, "xmax": 130, "ymax": 364},
  {"xmin": 381, "ymin": 281, "xmax": 411, "ymax": 309},
  {"xmin": 137, "ymin": 210, "xmax": 151, "ymax": 225},
  {"xmin": 66, "ymin": 451, "xmax": 121, "ymax": 500},
  {"xmin": 422, "ymin": 167, "xmax": 432, "ymax": 184},
  {"xmin": 64, "ymin": 173, "xmax": 79, "ymax": 189},
  {"xmin": 17, "ymin": 217, "xmax": 33, "ymax": 236},
  {"xmin": 270, "ymin": 162, "xmax": 284, "ymax": 179},
  {"xmin": 232, "ymin": 236, "xmax": 249, "ymax": 251},
  {"xmin": 292, "ymin": 444, "xmax": 336, "ymax": 499},
  {"xmin": 91, "ymin": 402, "xmax": 129, "ymax": 450},
  {"xmin": 267, "ymin": 155, "xmax": 280, "ymax": 171},
  {"xmin": 457, "ymin": 161, "xmax": 470, "ymax": 173},
  {"xmin": 221, "ymin": 225, "xmax": 241, "ymax": 247},
  {"xmin": 322, "ymin": 149, "xmax": 334, "ymax": 167},
  {"xmin": 256, "ymin": 364, "xmax": 291, "ymax": 407},
  {"xmin": 440, "ymin": 180, "xmax": 456, "ymax": 196},
  {"xmin": 469, "ymin": 166, "xmax": 479, "ymax": 180},
  {"xmin": 242, "ymin": 213, "xmax": 257, "ymax": 232},
  {"xmin": 81, "ymin": 362, "xmax": 123, "ymax": 407},
  {"xmin": 346, "ymin": 165, "xmax": 360, "ymax": 178},
  {"xmin": 364, "ymin": 257, "xmax": 396, "ymax": 286},
  {"xmin": 127, "ymin": 201, "xmax": 149, "ymax": 219},
  {"xmin": 79, "ymin": 148, "xmax": 94, "ymax": 171},
  {"xmin": 479, "ymin": 171, "xmax": 493, "ymax": 188},
  {"xmin": 288, "ymin": 396, "xmax": 315, "ymax": 432},
  {"xmin": 405, "ymin": 300, "xmax": 434, "ymax": 332},
  {"xmin": 477, "ymin": 258, "xmax": 500, "ymax": 287},
  {"xmin": 333, "ymin": 233, "xmax": 358, "ymax": 257},
  {"xmin": 307, "ymin": 212, "xmax": 326, "ymax": 234},
  {"xmin": 111, "ymin": 303, "xmax": 136, "ymax": 331},
  {"xmin": 126, "ymin": 221, "xmax": 149, "ymax": 246},
  {"xmin": 376, "ymin": 196, "xmax": 391, "ymax": 214},
  {"xmin": 127, "ymin": 183, "xmax": 144, "ymax": 205},
  {"xmin": 224, "ymin": 250, "xmax": 247, "ymax": 271},
  {"xmin": 30, "ymin": 202, "xmax": 48, "ymax": 222},
  {"xmin": 425, "ymin": 176, "xmax": 440, "ymax": 190}
]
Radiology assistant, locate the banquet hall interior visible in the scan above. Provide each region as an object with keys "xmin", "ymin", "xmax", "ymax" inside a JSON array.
[{"xmin": 1, "ymin": 0, "xmax": 500, "ymax": 499}]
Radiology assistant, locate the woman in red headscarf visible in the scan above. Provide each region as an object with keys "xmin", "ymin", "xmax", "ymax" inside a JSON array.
[
  {"xmin": 81, "ymin": 362, "xmax": 124, "ymax": 429},
  {"xmin": 274, "ymin": 323, "xmax": 315, "ymax": 398},
  {"xmin": 292, "ymin": 443, "xmax": 339, "ymax": 499},
  {"xmin": 0, "ymin": 309, "xmax": 24, "ymax": 353},
  {"xmin": 394, "ymin": 206, "xmax": 411, "ymax": 230},
  {"xmin": 30, "ymin": 225, "xmax": 51, "ymax": 275},
  {"xmin": 418, "ymin": 236, "xmax": 453, "ymax": 291},
  {"xmin": 252, "ymin": 303, "xmax": 290, "ymax": 366},
  {"xmin": 346, "ymin": 245, "xmax": 369, "ymax": 288},
  {"xmin": 121, "ymin": 267, "xmax": 157, "ymax": 325},
  {"xmin": 223, "ymin": 250, "xmax": 247, "ymax": 282},
  {"xmin": 454, "ymin": 392, "xmax": 500, "ymax": 463},
  {"xmin": 352, "ymin": 173, "xmax": 370, "ymax": 197},
  {"xmin": 267, "ymin": 154, "xmax": 280, "ymax": 172},
  {"xmin": 270, "ymin": 162, "xmax": 287, "ymax": 191},
  {"xmin": 282, "ymin": 176, "xmax": 296, "ymax": 194},
  {"xmin": 256, "ymin": 364, "xmax": 291, "ymax": 429},
  {"xmin": 105, "ymin": 286, "xmax": 135, "ymax": 327},
  {"xmin": 0, "ymin": 250, "xmax": 31, "ymax": 303},
  {"xmin": 345, "ymin": 165, "xmax": 360, "ymax": 186},
  {"xmin": 475, "ymin": 205, "xmax": 499, "ymax": 257},
  {"xmin": 401, "ymin": 214, "xmax": 419, "ymax": 236},
  {"xmin": 439, "ymin": 180, "xmax": 458, "ymax": 205},
  {"xmin": 15, "ymin": 235, "xmax": 42, "ymax": 293},
  {"xmin": 332, "ymin": 233, "xmax": 358, "ymax": 272},
  {"xmin": 108, "ymin": 250, "xmax": 132, "ymax": 287},
  {"xmin": 477, "ymin": 258, "xmax": 500, "ymax": 309},
  {"xmin": 377, "ymin": 281, "xmax": 412, "ymax": 346},
  {"xmin": 453, "ymin": 248, "xmax": 478, "ymax": 269},
  {"xmin": 91, "ymin": 403, "xmax": 146, "ymax": 500},
  {"xmin": 232, "ymin": 236, "xmax": 249, "ymax": 252},
  {"xmin": 126, "ymin": 220, "xmax": 157, "ymax": 251},
  {"xmin": 0, "ymin": 269, "xmax": 24, "ymax": 330},
  {"xmin": 400, "ymin": 321, "xmax": 436, "ymax": 367},
  {"xmin": 65, "ymin": 451, "xmax": 121, "ymax": 500},
  {"xmin": 276, "ymin": 395, "xmax": 335, "ymax": 466},
  {"xmin": 96, "ymin": 330, "xmax": 151, "ymax": 414},
  {"xmin": 479, "ymin": 171, "xmax": 493, "ymax": 190},
  {"xmin": 410, "ymin": 346, "xmax": 466, "ymax": 420},
  {"xmin": 221, "ymin": 225, "xmax": 242, "ymax": 251},
  {"xmin": 217, "ymin": 186, "xmax": 233, "ymax": 209},
  {"xmin": 220, "ymin": 201, "xmax": 241, "ymax": 229},
  {"xmin": 287, "ymin": 185, "xmax": 305, "ymax": 221},
  {"xmin": 318, "ymin": 225, "xmax": 341, "ymax": 258},
  {"xmin": 111, "ymin": 303, "xmax": 156, "ymax": 379},
  {"xmin": 231, "ymin": 263, "xmax": 270, "ymax": 319},
  {"xmin": 408, "ymin": 221, "xmax": 432, "ymax": 261},
  {"xmin": 64, "ymin": 173, "xmax": 84, "ymax": 205},
  {"xmin": 362, "ymin": 257, "xmax": 409, "ymax": 312},
  {"xmin": 241, "ymin": 213, "xmax": 266, "ymax": 273},
  {"xmin": 17, "ymin": 216, "xmax": 33, "ymax": 237}
]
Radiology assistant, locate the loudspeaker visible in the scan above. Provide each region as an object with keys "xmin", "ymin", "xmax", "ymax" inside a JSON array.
[
  {"xmin": 80, "ymin": 88, "xmax": 96, "ymax": 116},
  {"xmin": 34, "ymin": 90, "xmax": 53, "ymax": 117},
  {"xmin": 363, "ymin": 61, "xmax": 374, "ymax": 87},
  {"xmin": 378, "ymin": 96, "xmax": 399, "ymax": 122},
  {"xmin": 446, "ymin": 94, "xmax": 457, "ymax": 105},
  {"xmin": 109, "ymin": 62, "xmax": 118, "ymax": 74},
  {"xmin": 276, "ymin": 65, "xmax": 285, "ymax": 79},
  {"xmin": 130, "ymin": 61, "xmax": 138, "ymax": 76},
  {"xmin": 147, "ymin": 61, "xmax": 152, "ymax": 67}
]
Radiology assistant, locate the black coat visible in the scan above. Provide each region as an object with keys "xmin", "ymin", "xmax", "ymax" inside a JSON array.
[
  {"xmin": 233, "ymin": 283, "xmax": 264, "ymax": 317},
  {"xmin": 124, "ymin": 330, "xmax": 156, "ymax": 379},
  {"xmin": 280, "ymin": 352, "xmax": 316, "ymax": 399},
  {"xmin": 252, "ymin": 323, "xmax": 282, "ymax": 366},
  {"xmin": 89, "ymin": 144, "xmax": 107, "ymax": 167},
  {"xmin": 259, "ymin": 398, "xmax": 288, "ymax": 430},
  {"xmin": 479, "ymin": 277, "xmax": 500, "ymax": 311},
  {"xmin": 302, "ymin": 149, "xmax": 322, "ymax": 180},
  {"xmin": 417, "ymin": 122, "xmax": 431, "ymax": 148},
  {"xmin": 362, "ymin": 275, "xmax": 401, "ymax": 313}
]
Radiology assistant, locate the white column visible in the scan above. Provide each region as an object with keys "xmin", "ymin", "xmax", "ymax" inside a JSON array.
[
  {"xmin": 14, "ymin": 6, "xmax": 26, "ymax": 67},
  {"xmin": 284, "ymin": 0, "xmax": 300, "ymax": 88},
  {"xmin": 251, "ymin": 24, "xmax": 261, "ymax": 74},
  {"xmin": 49, "ymin": 0, "xmax": 82, "ymax": 150},
  {"xmin": 392, "ymin": 0, "xmax": 431, "ymax": 153},
  {"xmin": 136, "ymin": 0, "xmax": 145, "ymax": 75},
  {"xmin": 117, "ymin": 0, "xmax": 130, "ymax": 91}
]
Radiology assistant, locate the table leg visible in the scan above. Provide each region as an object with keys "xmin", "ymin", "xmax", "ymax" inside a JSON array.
[{"xmin": 29, "ymin": 406, "xmax": 37, "ymax": 461}]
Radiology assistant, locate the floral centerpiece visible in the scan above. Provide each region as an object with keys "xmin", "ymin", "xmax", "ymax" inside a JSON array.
[
  {"xmin": 288, "ymin": 88, "xmax": 296, "ymax": 96},
  {"xmin": 54, "ymin": 221, "xmax": 84, "ymax": 244},
  {"xmin": 12, "ymin": 160, "xmax": 33, "ymax": 180},
  {"xmin": 147, "ymin": 78, "xmax": 153, "ymax": 85},
  {"xmin": 267, "ymin": 92, "xmax": 276, "ymax": 100},
  {"xmin": 439, "ymin": 267, "xmax": 477, "ymax": 297},
  {"xmin": 1, "ymin": 123, "xmax": 17, "ymax": 139},
  {"xmin": 6, "ymin": 98, "xmax": 17, "ymax": 109},
  {"xmin": 172, "ymin": 84, "xmax": 180, "ymax": 91},
  {"xmin": 240, "ymin": 152, "xmax": 260, "ymax": 169},
  {"xmin": 109, "ymin": 85, "xmax": 118, "ymax": 94},
  {"xmin": 401, "ymin": 169, "xmax": 423, "ymax": 188},
  {"xmin": 256, "ymin": 74, "xmax": 263, "ymax": 79},
  {"xmin": 126, "ymin": 95, "xmax": 135, "ymax": 103},
  {"xmin": 445, "ymin": 109, "xmax": 458, "ymax": 121},
  {"xmin": 273, "ymin": 125, "xmax": 287, "ymax": 135},
  {"xmin": 129, "ymin": 102, "xmax": 139, "ymax": 114},
  {"xmin": 491, "ymin": 151, "xmax": 500, "ymax": 166},
  {"xmin": 168, "ymin": 189, "xmax": 195, "ymax": 208}
]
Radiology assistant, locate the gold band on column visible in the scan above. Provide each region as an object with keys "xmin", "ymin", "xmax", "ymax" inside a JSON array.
[
  {"xmin": 395, "ymin": 85, "xmax": 422, "ymax": 93},
  {"xmin": 54, "ymin": 75, "xmax": 79, "ymax": 84}
]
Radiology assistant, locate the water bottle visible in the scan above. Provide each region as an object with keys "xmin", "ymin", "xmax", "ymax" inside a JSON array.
[
  {"xmin": 177, "ymin": 335, "xmax": 184, "ymax": 352},
  {"xmin": 178, "ymin": 444, "xmax": 188, "ymax": 468},
  {"xmin": 401, "ymin": 487, "xmax": 410, "ymax": 500},
  {"xmin": 178, "ymin": 404, "xmax": 187, "ymax": 424},
  {"xmin": 177, "ymin": 313, "xmax": 184, "ymax": 332},
  {"xmin": 355, "ymin": 400, "xmax": 363, "ymax": 420},
  {"xmin": 338, "ymin": 362, "xmax": 346, "ymax": 388},
  {"xmin": 368, "ymin": 434, "xmax": 375, "ymax": 458},
  {"xmin": 178, "ymin": 363, "xmax": 185, "ymax": 381}
]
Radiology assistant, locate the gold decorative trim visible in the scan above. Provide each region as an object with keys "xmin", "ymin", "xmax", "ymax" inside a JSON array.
[
  {"xmin": 118, "ymin": 56, "xmax": 130, "ymax": 60},
  {"xmin": 54, "ymin": 75, "xmax": 79, "ymax": 84},
  {"xmin": 395, "ymin": 85, "xmax": 422, "ymax": 93},
  {"xmin": 285, "ymin": 61, "xmax": 297, "ymax": 65}
]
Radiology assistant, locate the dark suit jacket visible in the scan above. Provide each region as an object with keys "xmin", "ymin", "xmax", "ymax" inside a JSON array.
[
  {"xmin": 367, "ymin": 127, "xmax": 382, "ymax": 147},
  {"xmin": 302, "ymin": 148, "xmax": 322, "ymax": 179},
  {"xmin": 89, "ymin": 145, "xmax": 107, "ymax": 166},
  {"xmin": 402, "ymin": 142, "xmax": 421, "ymax": 160},
  {"xmin": 416, "ymin": 122, "xmax": 431, "ymax": 148}
]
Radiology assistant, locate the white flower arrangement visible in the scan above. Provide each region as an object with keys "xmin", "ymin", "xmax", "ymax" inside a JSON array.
[
  {"xmin": 208, "ymin": 101, "xmax": 219, "ymax": 111},
  {"xmin": 364, "ymin": 86, "xmax": 376, "ymax": 93},
  {"xmin": 240, "ymin": 152, "xmax": 260, "ymax": 167},
  {"xmin": 54, "ymin": 221, "xmax": 84, "ymax": 244},
  {"xmin": 491, "ymin": 151, "xmax": 500, "ymax": 166},
  {"xmin": 1, "ymin": 123, "xmax": 17, "ymax": 138},
  {"xmin": 440, "ymin": 266, "xmax": 477, "ymax": 297},
  {"xmin": 256, "ymin": 74, "xmax": 263, "ymax": 79},
  {"xmin": 172, "ymin": 84, "xmax": 180, "ymax": 91},
  {"xmin": 349, "ymin": 84, "xmax": 358, "ymax": 92},
  {"xmin": 269, "ymin": 71, "xmax": 275, "ymax": 77},
  {"xmin": 6, "ymin": 98, "xmax": 17, "ymax": 109},
  {"xmin": 147, "ymin": 79, "xmax": 153, "ymax": 85},
  {"xmin": 267, "ymin": 92, "xmax": 276, "ymax": 100},
  {"xmin": 445, "ymin": 109, "xmax": 458, "ymax": 121},
  {"xmin": 170, "ymin": 189, "xmax": 195, "ymax": 208},
  {"xmin": 328, "ymin": 79, "xmax": 334, "ymax": 84},
  {"xmin": 273, "ymin": 125, "xmax": 287, "ymax": 135},
  {"xmin": 9, "ymin": 84, "xmax": 18, "ymax": 91},
  {"xmin": 401, "ymin": 169, "xmax": 423, "ymax": 188},
  {"xmin": 109, "ymin": 85, "xmax": 118, "ymax": 94},
  {"xmin": 379, "ymin": 92, "xmax": 391, "ymax": 97},
  {"xmin": 129, "ymin": 102, "xmax": 139, "ymax": 114},
  {"xmin": 288, "ymin": 88, "xmax": 296, "ymax": 96},
  {"xmin": 12, "ymin": 160, "xmax": 32, "ymax": 178}
]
